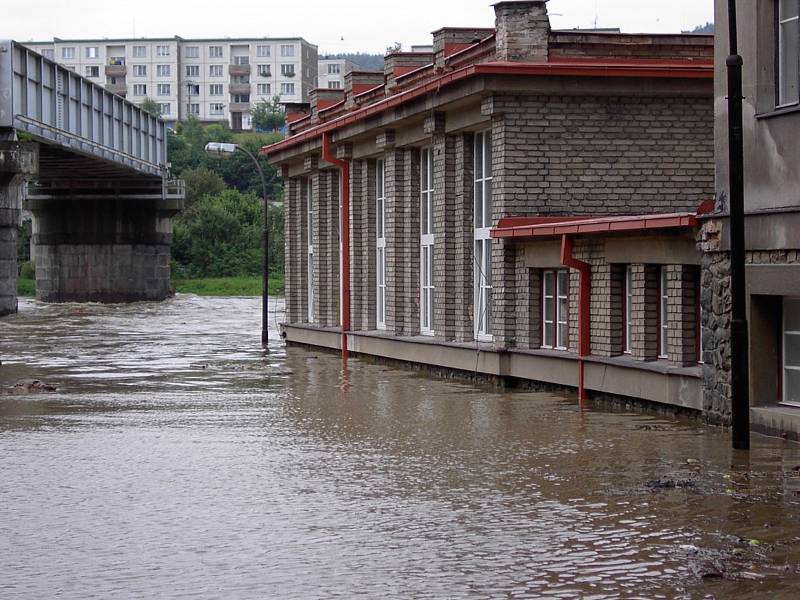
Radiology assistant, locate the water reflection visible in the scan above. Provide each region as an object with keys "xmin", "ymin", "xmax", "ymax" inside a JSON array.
[{"xmin": 1, "ymin": 296, "xmax": 799, "ymax": 599}]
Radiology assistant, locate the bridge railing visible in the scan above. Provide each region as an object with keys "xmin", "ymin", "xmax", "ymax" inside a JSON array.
[{"xmin": 0, "ymin": 40, "xmax": 167, "ymax": 178}]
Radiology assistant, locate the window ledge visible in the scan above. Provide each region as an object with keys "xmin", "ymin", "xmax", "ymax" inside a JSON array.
[{"xmin": 755, "ymin": 103, "xmax": 800, "ymax": 120}]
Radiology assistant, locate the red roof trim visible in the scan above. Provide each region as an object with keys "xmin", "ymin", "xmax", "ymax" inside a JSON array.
[
  {"xmin": 490, "ymin": 213, "xmax": 699, "ymax": 240},
  {"xmin": 262, "ymin": 59, "xmax": 713, "ymax": 157}
]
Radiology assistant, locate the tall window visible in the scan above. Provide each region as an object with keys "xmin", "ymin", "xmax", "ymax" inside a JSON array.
[
  {"xmin": 328, "ymin": 63, "xmax": 341, "ymax": 74},
  {"xmin": 659, "ymin": 267, "xmax": 669, "ymax": 359},
  {"xmin": 61, "ymin": 47, "xmax": 75, "ymax": 59},
  {"xmin": 624, "ymin": 265, "xmax": 634, "ymax": 354},
  {"xmin": 258, "ymin": 65, "xmax": 271, "ymax": 77},
  {"xmin": 209, "ymin": 65, "xmax": 223, "ymax": 77},
  {"xmin": 307, "ymin": 179, "xmax": 315, "ymax": 323},
  {"xmin": 280, "ymin": 44, "xmax": 295, "ymax": 57},
  {"xmin": 186, "ymin": 65, "xmax": 200, "ymax": 78},
  {"xmin": 779, "ymin": 0, "xmax": 800, "ymax": 106},
  {"xmin": 376, "ymin": 159, "xmax": 387, "ymax": 330},
  {"xmin": 133, "ymin": 84, "xmax": 147, "ymax": 96},
  {"xmin": 420, "ymin": 148, "xmax": 435, "ymax": 336},
  {"xmin": 209, "ymin": 46, "xmax": 223, "ymax": 58},
  {"xmin": 157, "ymin": 65, "xmax": 171, "ymax": 77},
  {"xmin": 543, "ymin": 270, "xmax": 569, "ymax": 350},
  {"xmin": 234, "ymin": 56, "xmax": 250, "ymax": 66},
  {"xmin": 281, "ymin": 83, "xmax": 296, "ymax": 95},
  {"xmin": 189, "ymin": 103, "xmax": 200, "ymax": 115},
  {"xmin": 157, "ymin": 84, "xmax": 170, "ymax": 96},
  {"xmin": 281, "ymin": 64, "xmax": 296, "ymax": 77},
  {"xmin": 85, "ymin": 66, "xmax": 99, "ymax": 78},
  {"xmin": 257, "ymin": 83, "xmax": 271, "ymax": 96},
  {"xmin": 474, "ymin": 131, "xmax": 493, "ymax": 340},
  {"xmin": 133, "ymin": 65, "xmax": 147, "ymax": 77},
  {"xmin": 158, "ymin": 103, "xmax": 171, "ymax": 115},
  {"xmin": 209, "ymin": 84, "xmax": 223, "ymax": 96},
  {"xmin": 257, "ymin": 45, "xmax": 271, "ymax": 57},
  {"xmin": 209, "ymin": 103, "xmax": 225, "ymax": 115},
  {"xmin": 783, "ymin": 298, "xmax": 800, "ymax": 406}
]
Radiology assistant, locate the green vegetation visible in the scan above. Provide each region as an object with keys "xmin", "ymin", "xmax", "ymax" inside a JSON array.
[
  {"xmin": 167, "ymin": 118, "xmax": 285, "ymax": 293},
  {"xmin": 325, "ymin": 52, "xmax": 384, "ymax": 71},
  {"xmin": 17, "ymin": 277, "xmax": 35, "ymax": 297},
  {"xmin": 251, "ymin": 96, "xmax": 287, "ymax": 133},
  {"xmin": 174, "ymin": 274, "xmax": 284, "ymax": 297},
  {"xmin": 139, "ymin": 97, "xmax": 164, "ymax": 117}
]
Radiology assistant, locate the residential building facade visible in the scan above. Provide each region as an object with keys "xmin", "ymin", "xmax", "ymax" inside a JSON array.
[
  {"xmin": 318, "ymin": 58, "xmax": 356, "ymax": 90},
  {"xmin": 24, "ymin": 36, "xmax": 318, "ymax": 130},
  {"xmin": 702, "ymin": 0, "xmax": 800, "ymax": 439},
  {"xmin": 267, "ymin": 1, "xmax": 716, "ymax": 417}
]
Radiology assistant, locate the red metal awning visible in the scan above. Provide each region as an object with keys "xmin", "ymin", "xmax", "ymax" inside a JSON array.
[{"xmin": 490, "ymin": 212, "xmax": 699, "ymax": 240}]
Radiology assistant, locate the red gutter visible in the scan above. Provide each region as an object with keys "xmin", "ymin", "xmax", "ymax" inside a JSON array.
[
  {"xmin": 261, "ymin": 59, "xmax": 712, "ymax": 158},
  {"xmin": 321, "ymin": 132, "xmax": 351, "ymax": 359},
  {"xmin": 560, "ymin": 235, "xmax": 591, "ymax": 402},
  {"xmin": 491, "ymin": 212, "xmax": 698, "ymax": 239}
]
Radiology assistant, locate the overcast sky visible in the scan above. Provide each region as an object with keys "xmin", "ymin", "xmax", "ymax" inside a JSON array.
[{"xmin": 3, "ymin": 0, "xmax": 713, "ymax": 53}]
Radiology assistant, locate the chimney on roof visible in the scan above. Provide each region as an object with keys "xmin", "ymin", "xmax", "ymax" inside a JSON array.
[
  {"xmin": 493, "ymin": 0, "xmax": 550, "ymax": 62},
  {"xmin": 432, "ymin": 27, "xmax": 495, "ymax": 69},
  {"xmin": 309, "ymin": 88, "xmax": 345, "ymax": 124},
  {"xmin": 383, "ymin": 51, "xmax": 435, "ymax": 92},
  {"xmin": 344, "ymin": 70, "xmax": 385, "ymax": 108}
]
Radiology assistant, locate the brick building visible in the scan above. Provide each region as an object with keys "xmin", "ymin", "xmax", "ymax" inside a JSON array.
[{"xmin": 264, "ymin": 1, "xmax": 715, "ymax": 413}]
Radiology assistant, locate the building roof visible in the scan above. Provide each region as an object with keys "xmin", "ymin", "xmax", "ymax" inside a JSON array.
[{"xmin": 490, "ymin": 213, "xmax": 699, "ymax": 240}]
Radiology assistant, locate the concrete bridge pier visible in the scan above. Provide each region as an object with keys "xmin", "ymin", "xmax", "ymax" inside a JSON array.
[
  {"xmin": 0, "ymin": 142, "xmax": 38, "ymax": 316},
  {"xmin": 26, "ymin": 194, "xmax": 182, "ymax": 304}
]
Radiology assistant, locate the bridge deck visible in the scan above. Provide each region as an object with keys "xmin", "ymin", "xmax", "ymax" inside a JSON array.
[{"xmin": 1, "ymin": 40, "xmax": 167, "ymax": 180}]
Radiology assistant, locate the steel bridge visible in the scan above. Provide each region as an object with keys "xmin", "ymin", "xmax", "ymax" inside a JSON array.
[{"xmin": 1, "ymin": 40, "xmax": 184, "ymax": 315}]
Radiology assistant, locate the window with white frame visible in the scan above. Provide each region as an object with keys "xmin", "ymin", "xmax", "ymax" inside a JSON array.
[
  {"xmin": 158, "ymin": 103, "xmax": 171, "ymax": 115},
  {"xmin": 157, "ymin": 64, "xmax": 171, "ymax": 77},
  {"xmin": 61, "ymin": 47, "xmax": 75, "ymax": 59},
  {"xmin": 328, "ymin": 63, "xmax": 341, "ymax": 74},
  {"xmin": 281, "ymin": 64, "xmax": 296, "ymax": 77},
  {"xmin": 85, "ymin": 66, "xmax": 99, "ymax": 78},
  {"xmin": 185, "ymin": 46, "xmax": 199, "ymax": 58},
  {"xmin": 280, "ymin": 44, "xmax": 295, "ymax": 57},
  {"xmin": 234, "ymin": 56, "xmax": 250, "ymax": 65},
  {"xmin": 209, "ymin": 45, "xmax": 223, "ymax": 58},
  {"xmin": 376, "ymin": 159, "xmax": 387, "ymax": 330},
  {"xmin": 186, "ymin": 65, "xmax": 200, "ymax": 78},
  {"xmin": 257, "ymin": 83, "xmax": 271, "ymax": 96},
  {"xmin": 157, "ymin": 84, "xmax": 170, "ymax": 96},
  {"xmin": 187, "ymin": 84, "xmax": 200, "ymax": 96},
  {"xmin": 85, "ymin": 46, "xmax": 99, "ymax": 59},
  {"xmin": 133, "ymin": 84, "xmax": 147, "ymax": 96},
  {"xmin": 659, "ymin": 267, "xmax": 669, "ymax": 358},
  {"xmin": 779, "ymin": 0, "xmax": 800, "ymax": 106},
  {"xmin": 189, "ymin": 103, "xmax": 200, "ymax": 115},
  {"xmin": 624, "ymin": 265, "xmax": 634, "ymax": 353},
  {"xmin": 281, "ymin": 83, "xmax": 295, "ymax": 95},
  {"xmin": 783, "ymin": 297, "xmax": 800, "ymax": 406},
  {"xmin": 306, "ymin": 178, "xmax": 315, "ymax": 323},
  {"xmin": 474, "ymin": 131, "xmax": 493, "ymax": 340},
  {"xmin": 209, "ymin": 84, "xmax": 223, "ymax": 96},
  {"xmin": 542, "ymin": 270, "xmax": 569, "ymax": 350},
  {"xmin": 328, "ymin": 81, "xmax": 342, "ymax": 89},
  {"xmin": 156, "ymin": 45, "xmax": 170, "ymax": 57},
  {"xmin": 257, "ymin": 45, "xmax": 271, "ymax": 57},
  {"xmin": 257, "ymin": 64, "xmax": 271, "ymax": 77},
  {"xmin": 209, "ymin": 64, "xmax": 223, "ymax": 77},
  {"xmin": 132, "ymin": 46, "xmax": 146, "ymax": 58},
  {"xmin": 133, "ymin": 65, "xmax": 147, "ymax": 77},
  {"xmin": 420, "ymin": 147, "xmax": 435, "ymax": 335},
  {"xmin": 209, "ymin": 102, "xmax": 225, "ymax": 115}
]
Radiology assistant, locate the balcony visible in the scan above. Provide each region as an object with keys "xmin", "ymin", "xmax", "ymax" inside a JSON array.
[
  {"xmin": 105, "ymin": 83, "xmax": 128, "ymax": 96},
  {"xmin": 105, "ymin": 64, "xmax": 127, "ymax": 77},
  {"xmin": 229, "ymin": 64, "xmax": 251, "ymax": 77},
  {"xmin": 229, "ymin": 101, "xmax": 251, "ymax": 112},
  {"xmin": 229, "ymin": 83, "xmax": 251, "ymax": 95}
]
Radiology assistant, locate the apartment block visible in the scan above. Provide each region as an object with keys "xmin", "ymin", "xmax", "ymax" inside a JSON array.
[
  {"xmin": 318, "ymin": 58, "xmax": 356, "ymax": 90},
  {"xmin": 24, "ymin": 36, "xmax": 318, "ymax": 130}
]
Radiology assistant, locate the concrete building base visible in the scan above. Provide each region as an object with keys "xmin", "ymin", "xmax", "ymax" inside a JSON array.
[
  {"xmin": 27, "ymin": 196, "xmax": 181, "ymax": 304},
  {"xmin": 0, "ymin": 224, "xmax": 18, "ymax": 316},
  {"xmin": 282, "ymin": 324, "xmax": 703, "ymax": 413}
]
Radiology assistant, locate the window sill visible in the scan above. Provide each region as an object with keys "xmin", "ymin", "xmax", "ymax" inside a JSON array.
[{"xmin": 755, "ymin": 103, "xmax": 800, "ymax": 120}]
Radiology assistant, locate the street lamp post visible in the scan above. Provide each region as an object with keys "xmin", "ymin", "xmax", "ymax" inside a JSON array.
[
  {"xmin": 726, "ymin": 0, "xmax": 750, "ymax": 450},
  {"xmin": 205, "ymin": 142, "xmax": 270, "ymax": 347}
]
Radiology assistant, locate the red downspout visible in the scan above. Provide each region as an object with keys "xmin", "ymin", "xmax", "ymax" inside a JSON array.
[
  {"xmin": 321, "ymin": 132, "xmax": 351, "ymax": 359},
  {"xmin": 560, "ymin": 235, "xmax": 591, "ymax": 401}
]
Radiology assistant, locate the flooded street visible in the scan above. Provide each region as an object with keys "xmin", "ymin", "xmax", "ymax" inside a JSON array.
[{"xmin": 1, "ymin": 296, "xmax": 800, "ymax": 599}]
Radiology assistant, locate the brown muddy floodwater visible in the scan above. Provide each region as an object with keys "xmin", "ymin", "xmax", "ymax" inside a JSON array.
[{"xmin": 1, "ymin": 296, "xmax": 800, "ymax": 599}]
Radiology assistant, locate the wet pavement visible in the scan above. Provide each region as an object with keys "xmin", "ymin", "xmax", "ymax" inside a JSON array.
[{"xmin": 1, "ymin": 295, "xmax": 799, "ymax": 599}]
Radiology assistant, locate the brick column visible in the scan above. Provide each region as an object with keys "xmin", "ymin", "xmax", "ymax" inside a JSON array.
[
  {"xmin": 515, "ymin": 247, "xmax": 540, "ymax": 349},
  {"xmin": 630, "ymin": 264, "xmax": 659, "ymax": 361},
  {"xmin": 667, "ymin": 264, "xmax": 699, "ymax": 366},
  {"xmin": 493, "ymin": 239, "xmax": 518, "ymax": 347},
  {"xmin": 589, "ymin": 246, "xmax": 624, "ymax": 358},
  {"xmin": 403, "ymin": 148, "xmax": 421, "ymax": 336},
  {"xmin": 349, "ymin": 159, "xmax": 365, "ymax": 331},
  {"xmin": 384, "ymin": 147, "xmax": 405, "ymax": 335},
  {"xmin": 431, "ymin": 126, "xmax": 457, "ymax": 340},
  {"xmin": 283, "ymin": 177, "xmax": 301, "ymax": 323},
  {"xmin": 312, "ymin": 169, "xmax": 328, "ymax": 326},
  {"xmin": 361, "ymin": 160, "xmax": 377, "ymax": 330},
  {"xmin": 299, "ymin": 176, "xmax": 310, "ymax": 323},
  {"xmin": 454, "ymin": 133, "xmax": 475, "ymax": 342},
  {"xmin": 324, "ymin": 169, "xmax": 340, "ymax": 328}
]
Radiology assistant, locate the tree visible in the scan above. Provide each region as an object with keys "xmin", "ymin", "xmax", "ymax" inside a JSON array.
[
  {"xmin": 139, "ymin": 97, "xmax": 163, "ymax": 117},
  {"xmin": 251, "ymin": 96, "xmax": 286, "ymax": 133},
  {"xmin": 181, "ymin": 167, "xmax": 227, "ymax": 210}
]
